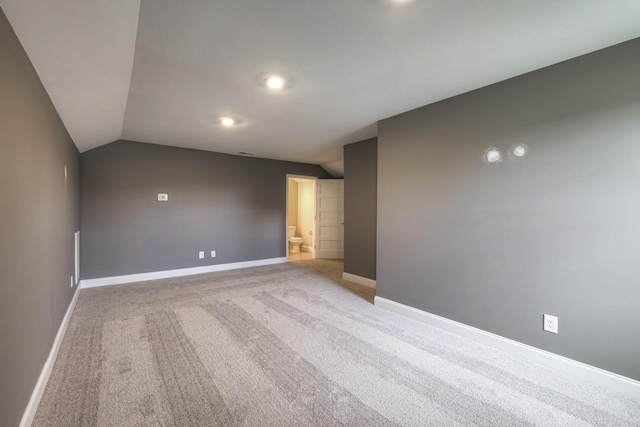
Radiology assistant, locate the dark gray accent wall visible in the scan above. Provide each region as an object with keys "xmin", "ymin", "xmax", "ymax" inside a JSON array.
[
  {"xmin": 377, "ymin": 38, "xmax": 640, "ymax": 381},
  {"xmin": 0, "ymin": 8, "xmax": 80, "ymax": 426},
  {"xmin": 344, "ymin": 138, "xmax": 377, "ymax": 280},
  {"xmin": 80, "ymin": 140, "xmax": 331, "ymax": 279}
]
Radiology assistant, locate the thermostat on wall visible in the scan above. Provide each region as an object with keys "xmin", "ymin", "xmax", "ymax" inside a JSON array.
[{"xmin": 158, "ymin": 193, "xmax": 169, "ymax": 201}]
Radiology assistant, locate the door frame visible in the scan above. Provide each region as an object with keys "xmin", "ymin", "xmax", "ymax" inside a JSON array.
[{"xmin": 286, "ymin": 174, "xmax": 318, "ymax": 258}]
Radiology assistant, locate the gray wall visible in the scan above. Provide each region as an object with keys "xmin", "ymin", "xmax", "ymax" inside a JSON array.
[
  {"xmin": 0, "ymin": 8, "xmax": 80, "ymax": 426},
  {"xmin": 377, "ymin": 38, "xmax": 640, "ymax": 381},
  {"xmin": 81, "ymin": 140, "xmax": 330, "ymax": 279},
  {"xmin": 344, "ymin": 138, "xmax": 377, "ymax": 280}
]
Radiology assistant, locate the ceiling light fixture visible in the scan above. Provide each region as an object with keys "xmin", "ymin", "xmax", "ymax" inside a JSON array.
[
  {"xmin": 265, "ymin": 76, "xmax": 285, "ymax": 89},
  {"xmin": 486, "ymin": 148, "xmax": 502, "ymax": 163},
  {"xmin": 512, "ymin": 144, "xmax": 527, "ymax": 157},
  {"xmin": 220, "ymin": 117, "xmax": 235, "ymax": 126}
]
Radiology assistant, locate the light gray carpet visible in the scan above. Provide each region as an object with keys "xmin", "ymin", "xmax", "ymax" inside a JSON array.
[{"xmin": 34, "ymin": 259, "xmax": 640, "ymax": 426}]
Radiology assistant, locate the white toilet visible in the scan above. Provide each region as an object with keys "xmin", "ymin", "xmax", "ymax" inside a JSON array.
[{"xmin": 288, "ymin": 226, "xmax": 303, "ymax": 253}]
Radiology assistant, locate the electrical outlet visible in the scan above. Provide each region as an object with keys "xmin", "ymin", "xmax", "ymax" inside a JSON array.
[
  {"xmin": 198, "ymin": 251, "xmax": 205, "ymax": 259},
  {"xmin": 158, "ymin": 193, "xmax": 169, "ymax": 202},
  {"xmin": 543, "ymin": 314, "xmax": 558, "ymax": 334},
  {"xmin": 70, "ymin": 276, "xmax": 74, "ymax": 288},
  {"xmin": 211, "ymin": 250, "xmax": 216, "ymax": 258}
]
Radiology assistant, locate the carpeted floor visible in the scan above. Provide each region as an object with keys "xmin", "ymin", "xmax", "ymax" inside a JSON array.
[{"xmin": 34, "ymin": 258, "xmax": 640, "ymax": 426}]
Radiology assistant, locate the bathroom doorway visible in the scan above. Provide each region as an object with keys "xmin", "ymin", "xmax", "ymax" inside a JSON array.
[{"xmin": 286, "ymin": 175, "xmax": 317, "ymax": 260}]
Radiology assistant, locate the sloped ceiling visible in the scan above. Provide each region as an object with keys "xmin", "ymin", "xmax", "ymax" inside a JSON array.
[
  {"xmin": 0, "ymin": 0, "xmax": 140, "ymax": 152},
  {"xmin": 3, "ymin": 0, "xmax": 640, "ymax": 165}
]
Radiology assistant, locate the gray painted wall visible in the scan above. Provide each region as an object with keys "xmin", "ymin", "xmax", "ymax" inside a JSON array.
[
  {"xmin": 0, "ymin": 8, "xmax": 80, "ymax": 425},
  {"xmin": 377, "ymin": 38, "xmax": 640, "ymax": 381},
  {"xmin": 344, "ymin": 138, "xmax": 377, "ymax": 280},
  {"xmin": 81, "ymin": 140, "xmax": 330, "ymax": 279}
]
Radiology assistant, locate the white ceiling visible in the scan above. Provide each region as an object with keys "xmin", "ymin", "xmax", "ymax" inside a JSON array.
[
  {"xmin": 0, "ymin": 0, "xmax": 140, "ymax": 152},
  {"xmin": 3, "ymin": 1, "xmax": 640, "ymax": 165}
]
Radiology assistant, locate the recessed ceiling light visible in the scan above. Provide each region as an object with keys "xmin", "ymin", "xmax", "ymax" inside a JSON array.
[
  {"xmin": 220, "ymin": 117, "xmax": 235, "ymax": 126},
  {"xmin": 266, "ymin": 76, "xmax": 285, "ymax": 89},
  {"xmin": 486, "ymin": 148, "xmax": 502, "ymax": 163},
  {"xmin": 513, "ymin": 145, "xmax": 527, "ymax": 157}
]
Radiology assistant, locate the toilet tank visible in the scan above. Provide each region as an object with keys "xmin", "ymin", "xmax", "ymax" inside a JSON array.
[{"xmin": 288, "ymin": 226, "xmax": 296, "ymax": 238}]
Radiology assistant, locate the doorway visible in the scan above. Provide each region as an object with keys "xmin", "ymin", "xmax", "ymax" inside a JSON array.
[{"xmin": 286, "ymin": 175, "xmax": 317, "ymax": 260}]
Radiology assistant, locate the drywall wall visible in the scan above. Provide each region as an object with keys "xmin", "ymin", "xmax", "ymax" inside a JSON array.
[
  {"xmin": 0, "ymin": 8, "xmax": 80, "ymax": 425},
  {"xmin": 81, "ymin": 140, "xmax": 331, "ymax": 279},
  {"xmin": 377, "ymin": 38, "xmax": 640, "ymax": 381},
  {"xmin": 344, "ymin": 138, "xmax": 377, "ymax": 280},
  {"xmin": 288, "ymin": 178, "xmax": 298, "ymax": 228},
  {"xmin": 297, "ymin": 180, "xmax": 315, "ymax": 249}
]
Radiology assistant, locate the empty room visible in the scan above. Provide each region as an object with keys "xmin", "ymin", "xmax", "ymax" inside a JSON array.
[{"xmin": 2, "ymin": 1, "xmax": 640, "ymax": 426}]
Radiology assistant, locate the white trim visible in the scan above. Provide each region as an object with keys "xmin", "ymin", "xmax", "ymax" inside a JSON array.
[
  {"xmin": 20, "ymin": 286, "xmax": 80, "ymax": 427},
  {"xmin": 374, "ymin": 296, "xmax": 640, "ymax": 400},
  {"xmin": 80, "ymin": 257, "xmax": 288, "ymax": 289},
  {"xmin": 301, "ymin": 245, "xmax": 313, "ymax": 252},
  {"xmin": 343, "ymin": 272, "xmax": 377, "ymax": 289}
]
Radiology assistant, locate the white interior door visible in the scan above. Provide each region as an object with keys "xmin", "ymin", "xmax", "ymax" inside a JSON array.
[{"xmin": 315, "ymin": 179, "xmax": 344, "ymax": 259}]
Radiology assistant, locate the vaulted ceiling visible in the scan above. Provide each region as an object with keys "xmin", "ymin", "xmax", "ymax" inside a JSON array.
[{"xmin": 2, "ymin": 0, "xmax": 640, "ymax": 165}]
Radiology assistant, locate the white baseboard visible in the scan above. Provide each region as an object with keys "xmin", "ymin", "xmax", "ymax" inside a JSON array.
[
  {"xmin": 20, "ymin": 286, "xmax": 80, "ymax": 427},
  {"xmin": 374, "ymin": 296, "xmax": 640, "ymax": 401},
  {"xmin": 80, "ymin": 257, "xmax": 289, "ymax": 289},
  {"xmin": 301, "ymin": 245, "xmax": 313, "ymax": 252},
  {"xmin": 343, "ymin": 272, "xmax": 376, "ymax": 289}
]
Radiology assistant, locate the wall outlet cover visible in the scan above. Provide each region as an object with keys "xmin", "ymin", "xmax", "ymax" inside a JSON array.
[
  {"xmin": 198, "ymin": 251, "xmax": 205, "ymax": 259},
  {"xmin": 543, "ymin": 314, "xmax": 558, "ymax": 334},
  {"xmin": 158, "ymin": 193, "xmax": 169, "ymax": 201},
  {"xmin": 211, "ymin": 250, "xmax": 216, "ymax": 258}
]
